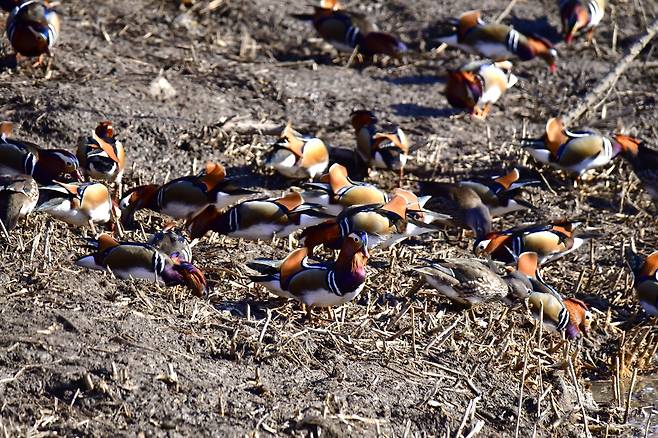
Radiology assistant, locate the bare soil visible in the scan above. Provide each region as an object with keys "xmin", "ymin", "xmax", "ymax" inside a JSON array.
[{"xmin": 1, "ymin": 0, "xmax": 658, "ymax": 436}]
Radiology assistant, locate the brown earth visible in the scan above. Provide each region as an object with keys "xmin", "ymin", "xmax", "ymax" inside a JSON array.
[{"xmin": 1, "ymin": 0, "xmax": 658, "ymax": 436}]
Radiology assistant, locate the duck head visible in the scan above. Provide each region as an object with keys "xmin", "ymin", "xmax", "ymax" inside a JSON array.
[
  {"xmin": 34, "ymin": 150, "xmax": 82, "ymax": 184},
  {"xmin": 165, "ymin": 256, "xmax": 208, "ymax": 298}
]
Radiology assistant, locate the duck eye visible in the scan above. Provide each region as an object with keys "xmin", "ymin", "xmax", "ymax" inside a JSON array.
[{"xmin": 352, "ymin": 236, "xmax": 359, "ymax": 243}]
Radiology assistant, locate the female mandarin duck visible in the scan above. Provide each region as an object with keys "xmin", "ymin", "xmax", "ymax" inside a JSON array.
[
  {"xmin": 419, "ymin": 185, "xmax": 493, "ymax": 239},
  {"xmin": 445, "ymin": 60, "xmax": 518, "ymax": 119},
  {"xmin": 187, "ymin": 191, "xmax": 332, "ymax": 240},
  {"xmin": 292, "ymin": 0, "xmax": 407, "ymax": 60},
  {"xmin": 436, "ymin": 10, "xmax": 558, "ymax": 72},
  {"xmin": 523, "ymin": 252, "xmax": 592, "ymax": 339},
  {"xmin": 628, "ymin": 248, "xmax": 658, "ymax": 317},
  {"xmin": 300, "ymin": 194, "xmax": 440, "ymax": 251},
  {"xmin": 119, "ymin": 162, "xmax": 256, "ymax": 227},
  {"xmin": 474, "ymin": 220, "xmax": 596, "ymax": 265},
  {"xmin": 0, "ymin": 174, "xmax": 38, "ymax": 232},
  {"xmin": 6, "ymin": 0, "xmax": 60, "ymax": 60},
  {"xmin": 77, "ymin": 121, "xmax": 126, "ymax": 185},
  {"xmin": 37, "ymin": 181, "xmax": 114, "ymax": 233},
  {"xmin": 616, "ymin": 135, "xmax": 658, "ymax": 207},
  {"xmin": 560, "ymin": 0, "xmax": 606, "ymax": 44},
  {"xmin": 421, "ymin": 168, "xmax": 537, "ymax": 219},
  {"xmin": 302, "ymin": 163, "xmax": 388, "ymax": 215},
  {"xmin": 76, "ymin": 234, "xmax": 208, "ymax": 297},
  {"xmin": 265, "ymin": 122, "xmax": 329, "ymax": 180},
  {"xmin": 521, "ymin": 117, "xmax": 636, "ymax": 176},
  {"xmin": 350, "ymin": 110, "xmax": 410, "ymax": 179},
  {"xmin": 412, "ymin": 252, "xmax": 537, "ymax": 307},
  {"xmin": 248, "ymin": 231, "xmax": 369, "ymax": 312},
  {"xmin": 0, "ymin": 121, "xmax": 81, "ymax": 185}
]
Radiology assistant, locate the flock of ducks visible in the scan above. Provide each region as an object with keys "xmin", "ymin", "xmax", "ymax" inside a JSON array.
[{"xmin": 1, "ymin": 0, "xmax": 658, "ymax": 342}]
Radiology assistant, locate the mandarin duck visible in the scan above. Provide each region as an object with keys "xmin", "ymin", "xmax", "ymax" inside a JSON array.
[
  {"xmin": 300, "ymin": 194, "xmax": 440, "ymax": 251},
  {"xmin": 391, "ymin": 188, "xmax": 437, "ymax": 224},
  {"xmin": 119, "ymin": 162, "xmax": 256, "ymax": 227},
  {"xmin": 523, "ymin": 252, "xmax": 592, "ymax": 338},
  {"xmin": 36, "ymin": 181, "xmax": 114, "ymax": 233},
  {"xmin": 560, "ymin": 0, "xmax": 606, "ymax": 43},
  {"xmin": 436, "ymin": 10, "xmax": 558, "ymax": 72},
  {"xmin": 148, "ymin": 226, "xmax": 193, "ymax": 262},
  {"xmin": 292, "ymin": 0, "xmax": 407, "ymax": 60},
  {"xmin": 76, "ymin": 234, "xmax": 208, "ymax": 297},
  {"xmin": 187, "ymin": 191, "xmax": 332, "ymax": 240},
  {"xmin": 421, "ymin": 168, "xmax": 537, "ymax": 219},
  {"xmin": 627, "ymin": 248, "xmax": 658, "ymax": 317},
  {"xmin": 302, "ymin": 163, "xmax": 388, "ymax": 215},
  {"xmin": 0, "ymin": 174, "xmax": 38, "ymax": 233},
  {"xmin": 77, "ymin": 121, "xmax": 126, "ymax": 184},
  {"xmin": 350, "ymin": 110, "xmax": 410, "ymax": 178},
  {"xmin": 248, "ymin": 231, "xmax": 369, "ymax": 311},
  {"xmin": 520, "ymin": 117, "xmax": 636, "ymax": 176},
  {"xmin": 265, "ymin": 122, "xmax": 329, "ymax": 180},
  {"xmin": 474, "ymin": 220, "xmax": 596, "ymax": 265},
  {"xmin": 6, "ymin": 0, "xmax": 60, "ymax": 59},
  {"xmin": 419, "ymin": 185, "xmax": 492, "ymax": 239},
  {"xmin": 412, "ymin": 251, "xmax": 537, "ymax": 307},
  {"xmin": 0, "ymin": 121, "xmax": 81, "ymax": 185},
  {"xmin": 445, "ymin": 60, "xmax": 518, "ymax": 119},
  {"xmin": 616, "ymin": 135, "xmax": 658, "ymax": 207}
]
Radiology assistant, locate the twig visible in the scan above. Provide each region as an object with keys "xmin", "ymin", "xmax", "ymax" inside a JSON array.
[
  {"xmin": 494, "ymin": 0, "xmax": 519, "ymax": 23},
  {"xmin": 515, "ymin": 345, "xmax": 529, "ymax": 438},
  {"xmin": 623, "ymin": 368, "xmax": 638, "ymax": 424},
  {"xmin": 568, "ymin": 358, "xmax": 592, "ymax": 438},
  {"xmin": 564, "ymin": 17, "xmax": 658, "ymax": 124},
  {"xmin": 345, "ymin": 45, "xmax": 360, "ymax": 69}
]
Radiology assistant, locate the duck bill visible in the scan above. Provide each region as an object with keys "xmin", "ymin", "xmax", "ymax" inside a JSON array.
[{"xmin": 360, "ymin": 245, "xmax": 369, "ymax": 259}]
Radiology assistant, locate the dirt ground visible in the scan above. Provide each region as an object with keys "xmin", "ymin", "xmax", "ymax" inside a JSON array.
[{"xmin": 1, "ymin": 0, "xmax": 658, "ymax": 436}]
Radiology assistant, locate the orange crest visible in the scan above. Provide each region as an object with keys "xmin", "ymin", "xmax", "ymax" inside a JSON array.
[
  {"xmin": 276, "ymin": 191, "xmax": 304, "ymax": 212},
  {"xmin": 201, "ymin": 162, "xmax": 227, "ymax": 191},
  {"xmin": 516, "ymin": 252, "xmax": 538, "ymax": 277},
  {"xmin": 494, "ymin": 168, "xmax": 520, "ymax": 190}
]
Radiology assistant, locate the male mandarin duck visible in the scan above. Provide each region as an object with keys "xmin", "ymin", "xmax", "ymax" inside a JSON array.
[
  {"xmin": 445, "ymin": 60, "xmax": 519, "ymax": 119},
  {"xmin": 302, "ymin": 163, "xmax": 388, "ymax": 215},
  {"xmin": 37, "ymin": 181, "xmax": 114, "ymax": 233},
  {"xmin": 0, "ymin": 174, "xmax": 38, "ymax": 232},
  {"xmin": 521, "ymin": 117, "xmax": 636, "ymax": 176},
  {"xmin": 391, "ymin": 188, "xmax": 435, "ymax": 224},
  {"xmin": 560, "ymin": 0, "xmax": 606, "ymax": 43},
  {"xmin": 76, "ymin": 234, "xmax": 208, "ymax": 297},
  {"xmin": 436, "ymin": 10, "xmax": 558, "ymax": 72},
  {"xmin": 265, "ymin": 122, "xmax": 329, "ymax": 180},
  {"xmin": 421, "ymin": 168, "xmax": 537, "ymax": 219},
  {"xmin": 523, "ymin": 252, "xmax": 592, "ymax": 338},
  {"xmin": 300, "ymin": 194, "xmax": 440, "ymax": 251},
  {"xmin": 148, "ymin": 226, "xmax": 193, "ymax": 262},
  {"xmin": 6, "ymin": 0, "xmax": 60, "ymax": 59},
  {"xmin": 77, "ymin": 121, "xmax": 126, "ymax": 184},
  {"xmin": 350, "ymin": 110, "xmax": 410, "ymax": 178},
  {"xmin": 412, "ymin": 252, "xmax": 537, "ymax": 307},
  {"xmin": 187, "ymin": 191, "xmax": 332, "ymax": 240},
  {"xmin": 474, "ymin": 220, "xmax": 597, "ymax": 265},
  {"xmin": 119, "ymin": 162, "xmax": 256, "ymax": 227},
  {"xmin": 0, "ymin": 121, "xmax": 81, "ymax": 185},
  {"xmin": 292, "ymin": 0, "xmax": 407, "ymax": 59},
  {"xmin": 616, "ymin": 135, "xmax": 658, "ymax": 207},
  {"xmin": 247, "ymin": 231, "xmax": 369, "ymax": 311},
  {"xmin": 627, "ymin": 248, "xmax": 658, "ymax": 317}
]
